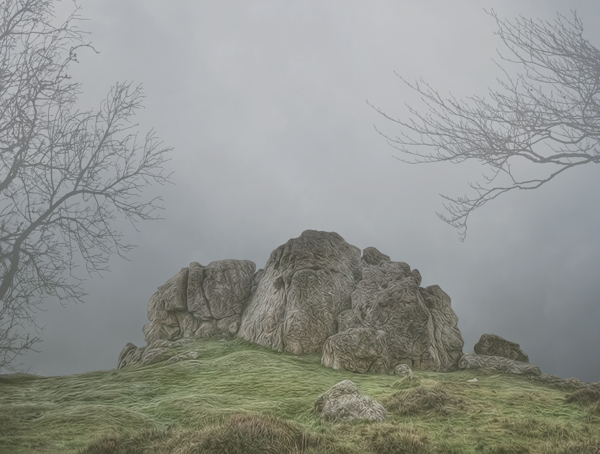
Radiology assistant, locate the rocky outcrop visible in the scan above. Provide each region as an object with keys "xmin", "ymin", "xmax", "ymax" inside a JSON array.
[
  {"xmin": 117, "ymin": 339, "xmax": 194, "ymax": 369},
  {"xmin": 143, "ymin": 259, "xmax": 256, "ymax": 344},
  {"xmin": 474, "ymin": 334, "xmax": 529, "ymax": 363},
  {"xmin": 120, "ymin": 229, "xmax": 465, "ymax": 373},
  {"xmin": 238, "ymin": 230, "xmax": 362, "ymax": 355},
  {"xmin": 321, "ymin": 328, "xmax": 391, "ymax": 373},
  {"xmin": 528, "ymin": 373, "xmax": 600, "ymax": 390},
  {"xmin": 458, "ymin": 352, "xmax": 541, "ymax": 376},
  {"xmin": 239, "ymin": 232, "xmax": 463, "ymax": 370},
  {"xmin": 314, "ymin": 380, "xmax": 387, "ymax": 422},
  {"xmin": 331, "ymin": 249, "xmax": 464, "ymax": 372},
  {"xmin": 117, "ymin": 343, "xmax": 139, "ymax": 369}
]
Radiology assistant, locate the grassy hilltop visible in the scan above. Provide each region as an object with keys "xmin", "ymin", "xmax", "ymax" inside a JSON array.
[{"xmin": 1, "ymin": 337, "xmax": 599, "ymax": 454}]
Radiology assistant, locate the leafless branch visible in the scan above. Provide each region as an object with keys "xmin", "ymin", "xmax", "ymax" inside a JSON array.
[
  {"xmin": 0, "ymin": 0, "xmax": 172, "ymax": 372},
  {"xmin": 369, "ymin": 10, "xmax": 600, "ymax": 241}
]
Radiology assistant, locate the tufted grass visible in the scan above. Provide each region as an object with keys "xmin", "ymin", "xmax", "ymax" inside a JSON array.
[{"xmin": 1, "ymin": 337, "xmax": 599, "ymax": 453}]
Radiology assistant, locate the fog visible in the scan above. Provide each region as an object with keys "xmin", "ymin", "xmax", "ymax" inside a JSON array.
[{"xmin": 16, "ymin": 0, "xmax": 600, "ymax": 382}]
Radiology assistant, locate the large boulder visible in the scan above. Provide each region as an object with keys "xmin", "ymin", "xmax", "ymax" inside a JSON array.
[
  {"xmin": 321, "ymin": 328, "xmax": 391, "ymax": 373},
  {"xmin": 143, "ymin": 259, "xmax": 256, "ymax": 344},
  {"xmin": 124, "ymin": 230, "xmax": 465, "ymax": 375},
  {"xmin": 458, "ymin": 352, "xmax": 541, "ymax": 376},
  {"xmin": 474, "ymin": 333, "xmax": 529, "ymax": 363},
  {"xmin": 332, "ymin": 250, "xmax": 464, "ymax": 372},
  {"xmin": 314, "ymin": 380, "xmax": 387, "ymax": 422},
  {"xmin": 238, "ymin": 230, "xmax": 362, "ymax": 354}
]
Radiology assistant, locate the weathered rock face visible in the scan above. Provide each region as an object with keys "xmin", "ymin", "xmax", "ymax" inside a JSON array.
[
  {"xmin": 458, "ymin": 352, "xmax": 541, "ymax": 376},
  {"xmin": 474, "ymin": 334, "xmax": 529, "ymax": 363},
  {"xmin": 143, "ymin": 259, "xmax": 256, "ymax": 344},
  {"xmin": 321, "ymin": 328, "xmax": 391, "ymax": 373},
  {"xmin": 121, "ymin": 229, "xmax": 465, "ymax": 374},
  {"xmin": 117, "ymin": 343, "xmax": 139, "ymax": 369},
  {"xmin": 529, "ymin": 373, "xmax": 598, "ymax": 390},
  {"xmin": 117, "ymin": 339, "xmax": 198, "ymax": 369},
  {"xmin": 314, "ymin": 380, "xmax": 387, "ymax": 422},
  {"xmin": 237, "ymin": 233, "xmax": 463, "ymax": 370},
  {"xmin": 332, "ymin": 249, "xmax": 464, "ymax": 372},
  {"xmin": 238, "ymin": 230, "xmax": 362, "ymax": 354}
]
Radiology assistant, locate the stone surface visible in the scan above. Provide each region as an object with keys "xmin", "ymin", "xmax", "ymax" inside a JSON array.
[
  {"xmin": 474, "ymin": 334, "xmax": 529, "ymax": 363},
  {"xmin": 314, "ymin": 380, "xmax": 387, "ymax": 422},
  {"xmin": 238, "ymin": 230, "xmax": 362, "ymax": 355},
  {"xmin": 335, "ymin": 252, "xmax": 464, "ymax": 372},
  {"xmin": 160, "ymin": 268, "xmax": 189, "ymax": 312},
  {"xmin": 117, "ymin": 343, "xmax": 138, "ymax": 369},
  {"xmin": 458, "ymin": 352, "xmax": 541, "ymax": 376},
  {"xmin": 142, "ymin": 319, "xmax": 177, "ymax": 344},
  {"xmin": 143, "ymin": 259, "xmax": 256, "ymax": 345},
  {"xmin": 420, "ymin": 285, "xmax": 465, "ymax": 369},
  {"xmin": 189, "ymin": 260, "xmax": 256, "ymax": 320},
  {"xmin": 528, "ymin": 373, "xmax": 600, "ymax": 390},
  {"xmin": 361, "ymin": 246, "xmax": 390, "ymax": 266},
  {"xmin": 321, "ymin": 328, "xmax": 391, "ymax": 373},
  {"xmin": 117, "ymin": 339, "xmax": 192, "ymax": 369},
  {"xmin": 394, "ymin": 364, "xmax": 414, "ymax": 377},
  {"xmin": 117, "ymin": 346, "xmax": 145, "ymax": 369},
  {"xmin": 195, "ymin": 320, "xmax": 220, "ymax": 338},
  {"xmin": 125, "ymin": 229, "xmax": 466, "ymax": 374},
  {"xmin": 141, "ymin": 347, "xmax": 172, "ymax": 366},
  {"xmin": 167, "ymin": 351, "xmax": 200, "ymax": 364}
]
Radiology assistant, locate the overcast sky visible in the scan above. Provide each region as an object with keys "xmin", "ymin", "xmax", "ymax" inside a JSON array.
[{"xmin": 17, "ymin": 0, "xmax": 600, "ymax": 383}]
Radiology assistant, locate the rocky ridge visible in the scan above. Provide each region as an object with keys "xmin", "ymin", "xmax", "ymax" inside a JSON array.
[
  {"xmin": 120, "ymin": 230, "xmax": 464, "ymax": 373},
  {"xmin": 118, "ymin": 229, "xmax": 598, "ymax": 390}
]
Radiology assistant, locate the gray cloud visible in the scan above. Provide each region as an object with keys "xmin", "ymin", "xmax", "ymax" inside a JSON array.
[{"xmin": 19, "ymin": 0, "xmax": 600, "ymax": 383}]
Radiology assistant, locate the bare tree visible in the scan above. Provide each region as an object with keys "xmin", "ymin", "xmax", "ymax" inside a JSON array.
[
  {"xmin": 0, "ymin": 0, "xmax": 171, "ymax": 372},
  {"xmin": 370, "ymin": 10, "xmax": 600, "ymax": 241}
]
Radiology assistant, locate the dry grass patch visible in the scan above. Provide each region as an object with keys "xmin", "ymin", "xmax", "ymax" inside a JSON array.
[
  {"xmin": 391, "ymin": 375, "xmax": 422, "ymax": 389},
  {"xmin": 565, "ymin": 387, "xmax": 600, "ymax": 406},
  {"xmin": 383, "ymin": 384, "xmax": 468, "ymax": 417},
  {"xmin": 360, "ymin": 423, "xmax": 430, "ymax": 454},
  {"xmin": 80, "ymin": 414, "xmax": 316, "ymax": 454},
  {"xmin": 587, "ymin": 401, "xmax": 600, "ymax": 416},
  {"xmin": 565, "ymin": 387, "xmax": 600, "ymax": 419}
]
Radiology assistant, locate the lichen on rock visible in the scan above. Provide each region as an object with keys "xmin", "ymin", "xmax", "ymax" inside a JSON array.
[
  {"xmin": 120, "ymin": 230, "xmax": 466, "ymax": 374},
  {"xmin": 474, "ymin": 333, "xmax": 529, "ymax": 363},
  {"xmin": 458, "ymin": 352, "xmax": 541, "ymax": 376},
  {"xmin": 331, "ymin": 247, "xmax": 464, "ymax": 372},
  {"xmin": 238, "ymin": 230, "xmax": 361, "ymax": 355},
  {"xmin": 142, "ymin": 259, "xmax": 256, "ymax": 345},
  {"xmin": 314, "ymin": 380, "xmax": 387, "ymax": 422},
  {"xmin": 321, "ymin": 328, "xmax": 391, "ymax": 373}
]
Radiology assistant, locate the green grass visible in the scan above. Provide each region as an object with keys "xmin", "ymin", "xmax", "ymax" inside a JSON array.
[{"xmin": 1, "ymin": 337, "xmax": 599, "ymax": 453}]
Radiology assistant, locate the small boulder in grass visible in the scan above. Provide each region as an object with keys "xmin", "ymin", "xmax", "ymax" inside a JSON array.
[
  {"xmin": 474, "ymin": 334, "xmax": 529, "ymax": 363},
  {"xmin": 314, "ymin": 380, "xmax": 387, "ymax": 423},
  {"xmin": 394, "ymin": 364, "xmax": 414, "ymax": 377}
]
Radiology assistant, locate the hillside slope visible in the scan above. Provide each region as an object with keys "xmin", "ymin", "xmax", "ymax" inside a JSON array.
[{"xmin": 1, "ymin": 338, "xmax": 599, "ymax": 453}]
